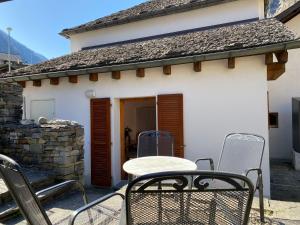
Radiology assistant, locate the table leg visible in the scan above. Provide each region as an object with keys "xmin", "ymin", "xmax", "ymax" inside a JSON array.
[{"xmin": 128, "ymin": 174, "xmax": 133, "ymax": 183}]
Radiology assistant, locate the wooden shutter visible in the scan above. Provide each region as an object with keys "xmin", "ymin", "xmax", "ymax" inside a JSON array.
[
  {"xmin": 157, "ymin": 94, "xmax": 184, "ymax": 158},
  {"xmin": 90, "ymin": 98, "xmax": 111, "ymax": 186}
]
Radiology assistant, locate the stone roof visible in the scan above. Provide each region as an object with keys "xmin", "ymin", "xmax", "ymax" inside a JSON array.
[
  {"xmin": 1, "ymin": 19, "xmax": 297, "ymax": 79},
  {"xmin": 60, "ymin": 0, "xmax": 237, "ymax": 37}
]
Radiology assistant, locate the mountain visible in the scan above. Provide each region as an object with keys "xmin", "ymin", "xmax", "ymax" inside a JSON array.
[
  {"xmin": 267, "ymin": 0, "xmax": 300, "ymax": 17},
  {"xmin": 0, "ymin": 29, "xmax": 47, "ymax": 65}
]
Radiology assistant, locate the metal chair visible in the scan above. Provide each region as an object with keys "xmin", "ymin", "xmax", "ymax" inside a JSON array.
[
  {"xmin": 0, "ymin": 154, "xmax": 123, "ymax": 225},
  {"xmin": 195, "ymin": 133, "xmax": 265, "ymax": 222},
  {"xmin": 70, "ymin": 171, "xmax": 254, "ymax": 225},
  {"xmin": 137, "ymin": 130, "xmax": 174, "ymax": 157}
]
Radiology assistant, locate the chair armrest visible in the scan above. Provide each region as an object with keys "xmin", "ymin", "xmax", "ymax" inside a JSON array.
[
  {"xmin": 245, "ymin": 168, "xmax": 263, "ymax": 190},
  {"xmin": 68, "ymin": 192, "xmax": 125, "ymax": 225},
  {"xmin": 245, "ymin": 168, "xmax": 262, "ymax": 177},
  {"xmin": 195, "ymin": 158, "xmax": 215, "ymax": 171},
  {"xmin": 36, "ymin": 180, "xmax": 88, "ymax": 204}
]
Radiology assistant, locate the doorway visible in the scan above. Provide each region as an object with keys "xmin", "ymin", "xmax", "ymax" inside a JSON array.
[{"xmin": 120, "ymin": 97, "xmax": 156, "ymax": 179}]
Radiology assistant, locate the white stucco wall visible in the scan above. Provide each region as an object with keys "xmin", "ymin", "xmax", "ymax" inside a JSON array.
[
  {"xmin": 70, "ymin": 0, "xmax": 264, "ymax": 52},
  {"xmin": 268, "ymin": 14, "xmax": 300, "ymax": 160},
  {"xmin": 23, "ymin": 56, "xmax": 270, "ymax": 196}
]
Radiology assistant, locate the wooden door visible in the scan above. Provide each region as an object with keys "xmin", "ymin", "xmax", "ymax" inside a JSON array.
[
  {"xmin": 90, "ymin": 98, "xmax": 111, "ymax": 186},
  {"xmin": 157, "ymin": 94, "xmax": 184, "ymax": 158}
]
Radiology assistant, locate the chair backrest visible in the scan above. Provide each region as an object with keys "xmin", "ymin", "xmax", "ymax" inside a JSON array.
[
  {"xmin": 0, "ymin": 154, "xmax": 52, "ymax": 225},
  {"xmin": 217, "ymin": 133, "xmax": 265, "ymax": 179},
  {"xmin": 126, "ymin": 171, "xmax": 254, "ymax": 225},
  {"xmin": 137, "ymin": 130, "xmax": 173, "ymax": 157}
]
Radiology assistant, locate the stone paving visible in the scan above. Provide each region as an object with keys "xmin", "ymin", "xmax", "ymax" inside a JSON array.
[
  {"xmin": 2, "ymin": 187, "xmax": 300, "ymax": 225},
  {"xmin": 270, "ymin": 161, "xmax": 300, "ymax": 202},
  {"xmin": 1, "ymin": 162, "xmax": 300, "ymax": 224},
  {"xmin": 3, "ymin": 187, "xmax": 113, "ymax": 225}
]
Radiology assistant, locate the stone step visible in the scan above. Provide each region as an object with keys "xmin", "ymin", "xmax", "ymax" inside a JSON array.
[
  {"xmin": 0, "ymin": 166, "xmax": 55, "ymax": 204},
  {"xmin": 0, "ymin": 167, "xmax": 57, "ymax": 222},
  {"xmin": 0, "ymin": 179, "xmax": 76, "ymax": 222}
]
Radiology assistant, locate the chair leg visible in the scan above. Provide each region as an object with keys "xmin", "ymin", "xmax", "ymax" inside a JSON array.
[{"xmin": 258, "ymin": 174, "xmax": 265, "ymax": 223}]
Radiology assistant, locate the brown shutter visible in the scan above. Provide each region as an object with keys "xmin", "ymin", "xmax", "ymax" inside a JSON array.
[
  {"xmin": 157, "ymin": 94, "xmax": 184, "ymax": 158},
  {"xmin": 90, "ymin": 98, "xmax": 111, "ymax": 186}
]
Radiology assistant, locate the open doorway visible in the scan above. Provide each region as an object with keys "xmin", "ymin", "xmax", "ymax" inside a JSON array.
[{"xmin": 120, "ymin": 97, "xmax": 156, "ymax": 179}]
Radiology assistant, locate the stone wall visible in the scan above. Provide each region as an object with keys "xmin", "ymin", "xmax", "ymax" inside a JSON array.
[
  {"xmin": 0, "ymin": 83, "xmax": 23, "ymax": 124},
  {"xmin": 0, "ymin": 83, "xmax": 84, "ymax": 181},
  {"xmin": 0, "ymin": 120, "xmax": 84, "ymax": 181}
]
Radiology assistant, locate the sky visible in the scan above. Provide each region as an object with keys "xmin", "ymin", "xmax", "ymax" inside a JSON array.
[{"xmin": 0, "ymin": 0, "xmax": 145, "ymax": 60}]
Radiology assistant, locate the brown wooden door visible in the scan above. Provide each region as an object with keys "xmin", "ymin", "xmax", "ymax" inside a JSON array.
[
  {"xmin": 90, "ymin": 98, "xmax": 111, "ymax": 186},
  {"xmin": 157, "ymin": 94, "xmax": 184, "ymax": 158}
]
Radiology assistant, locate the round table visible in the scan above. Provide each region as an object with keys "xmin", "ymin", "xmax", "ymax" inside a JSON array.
[{"xmin": 123, "ymin": 156, "xmax": 197, "ymax": 182}]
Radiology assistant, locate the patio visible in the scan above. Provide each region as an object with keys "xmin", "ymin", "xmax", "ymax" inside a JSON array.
[{"xmin": 2, "ymin": 187, "xmax": 300, "ymax": 225}]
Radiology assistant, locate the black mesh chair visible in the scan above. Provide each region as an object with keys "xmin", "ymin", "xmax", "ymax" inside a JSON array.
[
  {"xmin": 0, "ymin": 154, "xmax": 123, "ymax": 225},
  {"xmin": 195, "ymin": 133, "xmax": 265, "ymax": 222},
  {"xmin": 137, "ymin": 130, "xmax": 174, "ymax": 157},
  {"xmin": 70, "ymin": 171, "xmax": 254, "ymax": 225}
]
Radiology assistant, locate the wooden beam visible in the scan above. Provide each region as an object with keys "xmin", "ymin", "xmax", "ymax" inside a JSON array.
[
  {"xmin": 163, "ymin": 65, "xmax": 171, "ymax": 75},
  {"xmin": 193, "ymin": 61, "xmax": 202, "ymax": 72},
  {"xmin": 136, "ymin": 68, "xmax": 145, "ymax": 77},
  {"xmin": 69, "ymin": 75, "xmax": 78, "ymax": 83},
  {"xmin": 112, "ymin": 71, "xmax": 121, "ymax": 80},
  {"xmin": 17, "ymin": 81, "xmax": 26, "ymax": 88},
  {"xmin": 33, "ymin": 80, "xmax": 41, "ymax": 87},
  {"xmin": 275, "ymin": 51, "xmax": 288, "ymax": 64},
  {"xmin": 267, "ymin": 63, "xmax": 286, "ymax": 81},
  {"xmin": 265, "ymin": 53, "xmax": 273, "ymax": 65},
  {"xmin": 228, "ymin": 57, "xmax": 235, "ymax": 69},
  {"xmin": 50, "ymin": 77, "xmax": 59, "ymax": 85},
  {"xmin": 89, "ymin": 73, "xmax": 98, "ymax": 82}
]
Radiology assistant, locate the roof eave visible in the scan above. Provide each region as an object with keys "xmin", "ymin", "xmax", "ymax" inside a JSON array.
[
  {"xmin": 59, "ymin": 0, "xmax": 238, "ymax": 38},
  {"xmin": 2, "ymin": 39, "xmax": 300, "ymax": 83},
  {"xmin": 276, "ymin": 1, "xmax": 300, "ymax": 23}
]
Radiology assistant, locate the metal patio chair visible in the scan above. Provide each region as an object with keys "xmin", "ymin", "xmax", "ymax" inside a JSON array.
[
  {"xmin": 137, "ymin": 130, "xmax": 174, "ymax": 157},
  {"xmin": 195, "ymin": 133, "xmax": 265, "ymax": 222},
  {"xmin": 0, "ymin": 154, "xmax": 124, "ymax": 225},
  {"xmin": 71, "ymin": 171, "xmax": 254, "ymax": 225}
]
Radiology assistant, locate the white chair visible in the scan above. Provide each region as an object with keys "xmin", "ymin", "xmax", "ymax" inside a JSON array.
[{"xmin": 195, "ymin": 133, "xmax": 265, "ymax": 222}]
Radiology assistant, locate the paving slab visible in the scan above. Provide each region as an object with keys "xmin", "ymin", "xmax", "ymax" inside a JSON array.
[
  {"xmin": 270, "ymin": 161, "xmax": 300, "ymax": 202},
  {"xmin": 2, "ymin": 187, "xmax": 113, "ymax": 225}
]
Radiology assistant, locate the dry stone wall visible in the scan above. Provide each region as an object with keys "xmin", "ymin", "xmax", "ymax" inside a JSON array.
[
  {"xmin": 0, "ymin": 121, "xmax": 84, "ymax": 181},
  {"xmin": 0, "ymin": 83, "xmax": 23, "ymax": 124},
  {"xmin": 0, "ymin": 83, "xmax": 84, "ymax": 181}
]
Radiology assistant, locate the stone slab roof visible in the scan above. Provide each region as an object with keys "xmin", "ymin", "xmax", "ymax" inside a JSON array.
[
  {"xmin": 60, "ymin": 0, "xmax": 237, "ymax": 37},
  {"xmin": 1, "ymin": 19, "xmax": 297, "ymax": 79}
]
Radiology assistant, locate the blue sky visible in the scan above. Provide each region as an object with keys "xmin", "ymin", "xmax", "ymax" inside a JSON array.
[{"xmin": 0, "ymin": 0, "xmax": 145, "ymax": 59}]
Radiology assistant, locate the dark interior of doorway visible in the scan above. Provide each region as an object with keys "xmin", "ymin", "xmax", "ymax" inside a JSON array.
[{"xmin": 120, "ymin": 97, "xmax": 156, "ymax": 179}]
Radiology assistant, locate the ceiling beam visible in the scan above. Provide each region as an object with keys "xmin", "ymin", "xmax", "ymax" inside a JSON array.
[
  {"xmin": 50, "ymin": 77, "xmax": 59, "ymax": 85},
  {"xmin": 33, "ymin": 80, "xmax": 41, "ymax": 87},
  {"xmin": 17, "ymin": 81, "xmax": 26, "ymax": 88},
  {"xmin": 163, "ymin": 65, "xmax": 171, "ymax": 75},
  {"xmin": 89, "ymin": 73, "xmax": 98, "ymax": 81},
  {"xmin": 275, "ymin": 50, "xmax": 288, "ymax": 64},
  {"xmin": 112, "ymin": 71, "xmax": 121, "ymax": 79},
  {"xmin": 193, "ymin": 61, "xmax": 202, "ymax": 72},
  {"xmin": 69, "ymin": 75, "xmax": 78, "ymax": 83},
  {"xmin": 228, "ymin": 57, "xmax": 235, "ymax": 69},
  {"xmin": 267, "ymin": 63, "xmax": 285, "ymax": 81},
  {"xmin": 136, "ymin": 68, "xmax": 145, "ymax": 77}
]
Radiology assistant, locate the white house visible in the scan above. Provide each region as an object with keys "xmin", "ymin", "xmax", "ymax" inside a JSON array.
[
  {"xmin": 1, "ymin": 0, "xmax": 300, "ymax": 197},
  {"xmin": 268, "ymin": 1, "xmax": 300, "ymax": 168}
]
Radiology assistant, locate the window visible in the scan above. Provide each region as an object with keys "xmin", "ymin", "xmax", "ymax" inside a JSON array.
[{"xmin": 269, "ymin": 112, "xmax": 279, "ymax": 128}]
